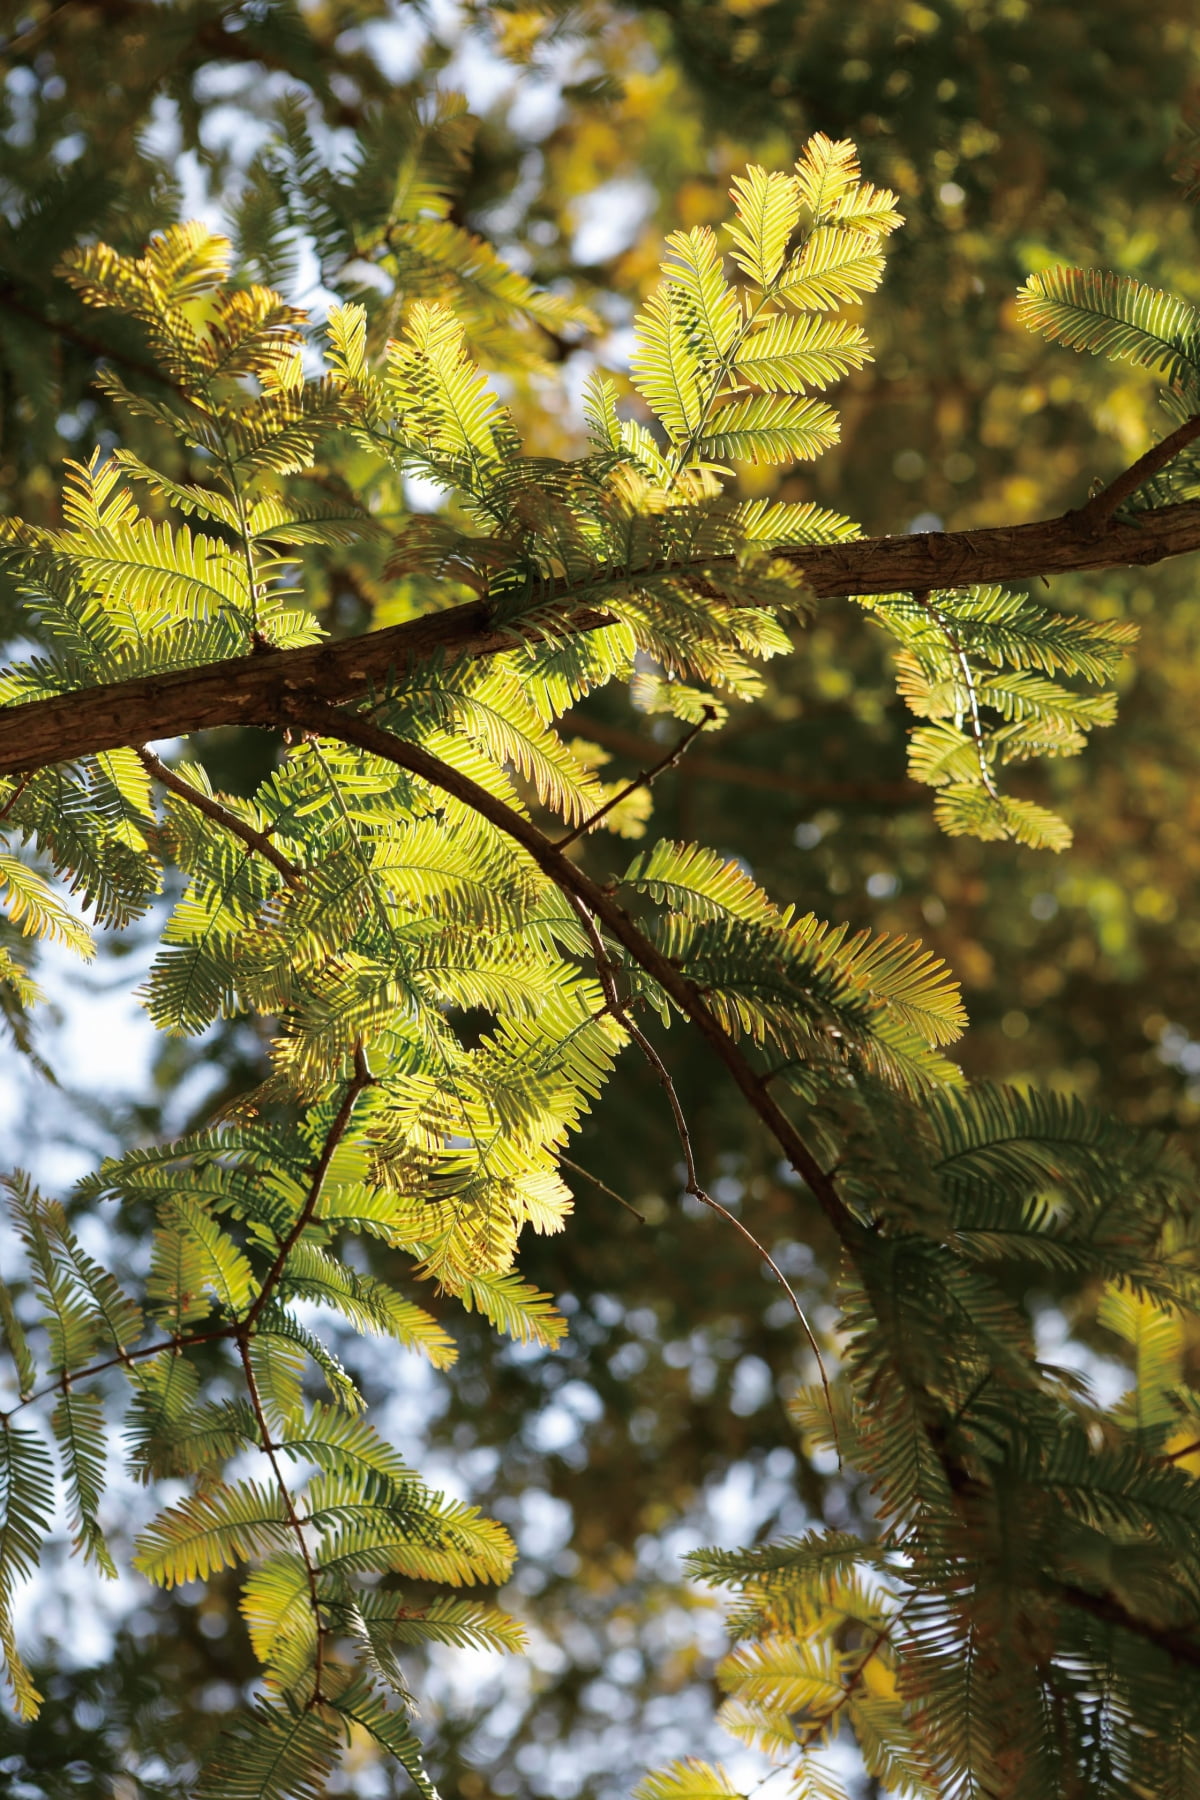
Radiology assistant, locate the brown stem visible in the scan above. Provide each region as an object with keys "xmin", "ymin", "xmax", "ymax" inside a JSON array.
[
  {"xmin": 555, "ymin": 707, "xmax": 714, "ymax": 849},
  {"xmin": 242, "ymin": 1044, "xmax": 374, "ymax": 1332},
  {"xmin": 138, "ymin": 747, "xmax": 305, "ymax": 888},
  {"xmin": 0, "ymin": 1323, "xmax": 233, "ymax": 1421},
  {"xmin": 0, "ymin": 775, "xmax": 32, "ymax": 825},
  {"xmin": 563, "ymin": 714, "xmax": 922, "ymax": 806},
  {"xmin": 559, "ymin": 1155, "xmax": 647, "ymax": 1223},
  {"xmin": 9, "ymin": 486, "xmax": 1200, "ymax": 776},
  {"xmin": 1070, "ymin": 412, "xmax": 1200, "ymax": 530},
  {"xmin": 798, "ymin": 1606, "xmax": 907, "ymax": 1752}
]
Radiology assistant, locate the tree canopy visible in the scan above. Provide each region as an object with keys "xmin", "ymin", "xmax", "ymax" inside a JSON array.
[{"xmin": 5, "ymin": 5, "xmax": 1200, "ymax": 1799}]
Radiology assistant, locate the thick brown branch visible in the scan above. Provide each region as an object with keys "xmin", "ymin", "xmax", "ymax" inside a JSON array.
[
  {"xmin": 0, "ymin": 603, "xmax": 609, "ymax": 777},
  {"xmin": 3, "ymin": 497, "xmax": 1200, "ymax": 778}
]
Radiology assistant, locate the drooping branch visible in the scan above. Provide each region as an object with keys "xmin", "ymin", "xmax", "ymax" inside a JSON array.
[
  {"xmin": 562, "ymin": 885, "xmax": 835, "ymax": 1425},
  {"xmin": 296, "ymin": 700, "xmax": 1200, "ymax": 1683},
  {"xmin": 3, "ymin": 494, "xmax": 1200, "ymax": 777}
]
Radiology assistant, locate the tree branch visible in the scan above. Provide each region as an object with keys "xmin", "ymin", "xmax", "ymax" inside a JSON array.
[
  {"xmin": 5, "ymin": 492, "xmax": 1200, "ymax": 777},
  {"xmin": 1053, "ymin": 1581, "xmax": 1200, "ymax": 1673},
  {"xmin": 236, "ymin": 1332, "xmax": 329, "ymax": 1706},
  {"xmin": 563, "ymin": 713, "xmax": 923, "ymax": 805},
  {"xmin": 565, "ymin": 884, "xmax": 840, "ymax": 1448},
  {"xmin": 1070, "ymin": 413, "xmax": 1200, "ymax": 530},
  {"xmin": 138, "ymin": 747, "xmax": 305, "ymax": 889}
]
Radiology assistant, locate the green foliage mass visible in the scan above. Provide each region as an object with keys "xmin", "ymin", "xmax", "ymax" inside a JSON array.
[{"xmin": 6, "ymin": 6, "xmax": 1200, "ymax": 1799}]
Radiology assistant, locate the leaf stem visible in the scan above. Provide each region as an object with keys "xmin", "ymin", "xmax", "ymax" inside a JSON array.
[{"xmin": 236, "ymin": 1330, "xmax": 328, "ymax": 1707}]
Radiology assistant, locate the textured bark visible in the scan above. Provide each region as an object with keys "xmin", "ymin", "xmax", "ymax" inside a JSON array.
[{"xmin": 1, "ymin": 499, "xmax": 1199, "ymax": 777}]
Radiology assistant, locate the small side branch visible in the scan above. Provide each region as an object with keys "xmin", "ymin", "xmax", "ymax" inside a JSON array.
[
  {"xmin": 556, "ymin": 708, "xmax": 714, "ymax": 849},
  {"xmin": 1071, "ymin": 412, "xmax": 1200, "ymax": 531},
  {"xmin": 243, "ymin": 1043, "xmax": 375, "ymax": 1330},
  {"xmin": 0, "ymin": 1323, "xmax": 233, "ymax": 1422},
  {"xmin": 139, "ymin": 746, "xmax": 305, "ymax": 888},
  {"xmin": 560, "ymin": 1155, "xmax": 647, "ymax": 1223}
]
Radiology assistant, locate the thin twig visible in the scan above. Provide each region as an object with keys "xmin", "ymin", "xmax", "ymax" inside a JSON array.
[
  {"xmin": 0, "ymin": 774, "xmax": 32, "ymax": 826},
  {"xmin": 911, "ymin": 590, "xmax": 999, "ymax": 800},
  {"xmin": 295, "ymin": 701, "xmax": 854, "ymax": 1247},
  {"xmin": 562, "ymin": 712, "xmax": 922, "ymax": 806},
  {"xmin": 0, "ymin": 1323, "xmax": 234, "ymax": 1421},
  {"xmin": 1072, "ymin": 412, "xmax": 1200, "ymax": 530},
  {"xmin": 560, "ymin": 1155, "xmax": 646, "ymax": 1223},
  {"xmin": 243, "ymin": 1043, "xmax": 374, "ymax": 1331},
  {"xmin": 139, "ymin": 746, "xmax": 305, "ymax": 888},
  {"xmin": 563, "ymin": 889, "xmax": 840, "ymax": 1461},
  {"xmin": 237, "ymin": 1331, "xmax": 328, "ymax": 1706},
  {"xmin": 797, "ymin": 1601, "xmax": 911, "ymax": 1752},
  {"xmin": 555, "ymin": 708, "xmax": 714, "ymax": 849}
]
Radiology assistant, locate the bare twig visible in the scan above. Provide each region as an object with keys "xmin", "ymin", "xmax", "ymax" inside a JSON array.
[
  {"xmin": 0, "ymin": 1323, "xmax": 234, "ymax": 1420},
  {"xmin": 560, "ymin": 1155, "xmax": 646, "ymax": 1223},
  {"xmin": 563, "ymin": 889, "xmax": 840, "ymax": 1459},
  {"xmin": 563, "ymin": 713, "xmax": 922, "ymax": 805},
  {"xmin": 139, "ymin": 746, "xmax": 305, "ymax": 888},
  {"xmin": 555, "ymin": 708, "xmax": 714, "ymax": 849}
]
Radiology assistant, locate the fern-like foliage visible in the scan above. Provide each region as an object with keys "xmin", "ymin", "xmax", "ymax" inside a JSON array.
[
  {"xmin": 0, "ymin": 135, "xmax": 1196, "ymax": 1798},
  {"xmin": 658, "ymin": 1085, "xmax": 1198, "ymax": 1800}
]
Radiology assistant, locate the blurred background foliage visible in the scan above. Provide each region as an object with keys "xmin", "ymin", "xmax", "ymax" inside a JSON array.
[{"xmin": 5, "ymin": 1, "xmax": 1200, "ymax": 1795}]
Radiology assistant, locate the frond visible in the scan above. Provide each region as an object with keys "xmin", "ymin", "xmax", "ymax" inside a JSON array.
[
  {"xmin": 0, "ymin": 1421, "xmax": 55, "ymax": 1718},
  {"xmin": 1018, "ymin": 267, "xmax": 1200, "ymax": 391},
  {"xmin": 634, "ymin": 1759, "xmax": 746, "ymax": 1800},
  {"xmin": 726, "ymin": 166, "xmax": 802, "ymax": 289}
]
